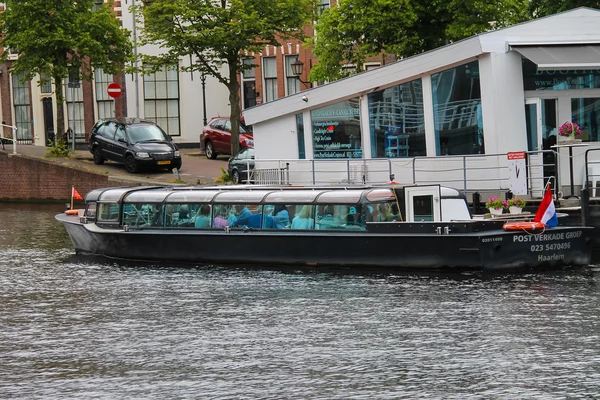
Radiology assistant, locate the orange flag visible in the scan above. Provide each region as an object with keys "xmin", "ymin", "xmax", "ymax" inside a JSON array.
[{"xmin": 72, "ymin": 187, "xmax": 83, "ymax": 201}]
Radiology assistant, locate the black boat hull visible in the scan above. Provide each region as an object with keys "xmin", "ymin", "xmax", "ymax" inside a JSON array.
[{"xmin": 57, "ymin": 214, "xmax": 593, "ymax": 271}]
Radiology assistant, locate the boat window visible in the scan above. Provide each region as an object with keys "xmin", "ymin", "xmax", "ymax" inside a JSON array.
[
  {"xmin": 228, "ymin": 204, "xmax": 263, "ymax": 229},
  {"xmin": 124, "ymin": 190, "xmax": 171, "ymax": 203},
  {"xmin": 99, "ymin": 188, "xmax": 136, "ymax": 202},
  {"xmin": 167, "ymin": 203, "xmax": 198, "ymax": 227},
  {"xmin": 316, "ymin": 204, "xmax": 367, "ymax": 230},
  {"xmin": 261, "ymin": 204, "xmax": 292, "ymax": 229},
  {"xmin": 85, "ymin": 202, "xmax": 97, "ymax": 219},
  {"xmin": 368, "ymin": 201, "xmax": 402, "ymax": 222},
  {"xmin": 316, "ymin": 190, "xmax": 364, "ymax": 204},
  {"xmin": 290, "ymin": 205, "xmax": 315, "ymax": 230},
  {"xmin": 166, "ymin": 190, "xmax": 221, "ymax": 203},
  {"xmin": 194, "ymin": 204, "xmax": 212, "ymax": 228},
  {"xmin": 85, "ymin": 189, "xmax": 105, "ymax": 202},
  {"xmin": 366, "ymin": 189, "xmax": 396, "ymax": 202},
  {"xmin": 263, "ymin": 190, "xmax": 322, "ymax": 203},
  {"xmin": 123, "ymin": 203, "xmax": 164, "ymax": 228},
  {"xmin": 413, "ymin": 195, "xmax": 434, "ymax": 221},
  {"xmin": 97, "ymin": 203, "xmax": 120, "ymax": 221},
  {"xmin": 214, "ymin": 190, "xmax": 274, "ymax": 203}
]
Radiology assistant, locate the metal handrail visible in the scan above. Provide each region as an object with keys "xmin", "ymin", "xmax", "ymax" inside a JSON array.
[{"xmin": 0, "ymin": 123, "xmax": 18, "ymax": 154}]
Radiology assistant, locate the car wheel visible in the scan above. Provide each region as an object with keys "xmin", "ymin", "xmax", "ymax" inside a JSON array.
[
  {"xmin": 92, "ymin": 146, "xmax": 104, "ymax": 165},
  {"xmin": 124, "ymin": 155, "xmax": 139, "ymax": 174},
  {"xmin": 205, "ymin": 141, "xmax": 217, "ymax": 159},
  {"xmin": 232, "ymin": 169, "xmax": 241, "ymax": 184}
]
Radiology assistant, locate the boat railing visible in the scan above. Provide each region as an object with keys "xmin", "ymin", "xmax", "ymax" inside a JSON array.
[
  {"xmin": 584, "ymin": 148, "xmax": 600, "ymax": 197},
  {"xmin": 0, "ymin": 123, "xmax": 18, "ymax": 154},
  {"xmin": 250, "ymin": 150, "xmax": 557, "ymax": 200}
]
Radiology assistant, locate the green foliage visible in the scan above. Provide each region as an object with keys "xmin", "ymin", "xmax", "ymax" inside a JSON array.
[
  {"xmin": 529, "ymin": 0, "xmax": 599, "ymax": 17},
  {"xmin": 214, "ymin": 167, "xmax": 232, "ymax": 184},
  {"xmin": 45, "ymin": 139, "xmax": 72, "ymax": 158},
  {"xmin": 0, "ymin": 0, "xmax": 133, "ymax": 136},
  {"xmin": 133, "ymin": 0, "xmax": 317, "ymax": 156},
  {"xmin": 310, "ymin": 0, "xmax": 533, "ymax": 82}
]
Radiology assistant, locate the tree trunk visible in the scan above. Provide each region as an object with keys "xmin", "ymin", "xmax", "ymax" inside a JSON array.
[
  {"xmin": 54, "ymin": 76, "xmax": 65, "ymax": 144},
  {"xmin": 228, "ymin": 57, "xmax": 241, "ymax": 156}
]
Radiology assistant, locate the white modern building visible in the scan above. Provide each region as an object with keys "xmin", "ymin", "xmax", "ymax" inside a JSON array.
[{"xmin": 243, "ymin": 7, "xmax": 600, "ymax": 197}]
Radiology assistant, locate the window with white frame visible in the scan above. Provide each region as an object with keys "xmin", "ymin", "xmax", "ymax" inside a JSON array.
[
  {"xmin": 364, "ymin": 62, "xmax": 381, "ymax": 71},
  {"xmin": 241, "ymin": 57, "xmax": 257, "ymax": 109},
  {"xmin": 263, "ymin": 57, "xmax": 278, "ymax": 103},
  {"xmin": 95, "ymin": 68, "xmax": 114, "ymax": 119},
  {"xmin": 143, "ymin": 65, "xmax": 180, "ymax": 136},
  {"xmin": 285, "ymin": 55, "xmax": 300, "ymax": 96},
  {"xmin": 40, "ymin": 74, "xmax": 52, "ymax": 94},
  {"xmin": 318, "ymin": 0, "xmax": 330, "ymax": 15},
  {"xmin": 66, "ymin": 77, "xmax": 85, "ymax": 142},
  {"xmin": 12, "ymin": 72, "xmax": 32, "ymax": 141}
]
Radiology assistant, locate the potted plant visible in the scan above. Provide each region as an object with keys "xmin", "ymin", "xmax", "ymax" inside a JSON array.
[
  {"xmin": 485, "ymin": 196, "xmax": 507, "ymax": 215},
  {"xmin": 507, "ymin": 197, "xmax": 526, "ymax": 214},
  {"xmin": 558, "ymin": 121, "xmax": 582, "ymax": 143}
]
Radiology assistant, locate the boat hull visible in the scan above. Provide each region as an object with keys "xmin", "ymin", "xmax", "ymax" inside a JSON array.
[{"xmin": 57, "ymin": 214, "xmax": 593, "ymax": 271}]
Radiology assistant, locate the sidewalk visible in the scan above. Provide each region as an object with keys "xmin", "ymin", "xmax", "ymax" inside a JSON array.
[{"xmin": 11, "ymin": 144, "xmax": 229, "ymax": 186}]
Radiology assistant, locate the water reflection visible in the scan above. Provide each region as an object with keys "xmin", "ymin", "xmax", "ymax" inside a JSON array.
[{"xmin": 1, "ymin": 204, "xmax": 600, "ymax": 398}]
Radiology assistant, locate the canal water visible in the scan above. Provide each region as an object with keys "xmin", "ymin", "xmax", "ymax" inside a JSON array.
[{"xmin": 2, "ymin": 204, "xmax": 600, "ymax": 399}]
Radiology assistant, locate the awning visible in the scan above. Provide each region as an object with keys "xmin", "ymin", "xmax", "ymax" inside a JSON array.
[{"xmin": 512, "ymin": 45, "xmax": 600, "ymax": 70}]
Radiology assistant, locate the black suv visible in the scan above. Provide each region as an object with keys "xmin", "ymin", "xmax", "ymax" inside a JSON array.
[{"xmin": 88, "ymin": 118, "xmax": 182, "ymax": 173}]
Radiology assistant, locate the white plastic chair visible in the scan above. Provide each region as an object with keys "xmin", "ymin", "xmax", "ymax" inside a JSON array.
[{"xmin": 589, "ymin": 165, "xmax": 600, "ymax": 197}]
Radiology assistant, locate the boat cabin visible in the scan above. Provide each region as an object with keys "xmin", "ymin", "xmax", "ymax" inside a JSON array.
[{"xmin": 81, "ymin": 185, "xmax": 472, "ymax": 231}]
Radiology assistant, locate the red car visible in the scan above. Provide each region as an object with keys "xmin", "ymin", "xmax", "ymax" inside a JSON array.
[{"xmin": 200, "ymin": 117, "xmax": 254, "ymax": 159}]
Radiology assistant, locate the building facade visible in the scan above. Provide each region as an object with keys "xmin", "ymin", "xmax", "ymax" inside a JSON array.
[{"xmin": 243, "ymin": 8, "xmax": 600, "ymax": 196}]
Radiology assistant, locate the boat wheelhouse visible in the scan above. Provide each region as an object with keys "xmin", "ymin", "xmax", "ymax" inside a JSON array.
[{"xmin": 56, "ymin": 184, "xmax": 593, "ymax": 271}]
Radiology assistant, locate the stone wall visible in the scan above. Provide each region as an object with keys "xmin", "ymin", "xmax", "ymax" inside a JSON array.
[{"xmin": 0, "ymin": 152, "xmax": 129, "ymax": 201}]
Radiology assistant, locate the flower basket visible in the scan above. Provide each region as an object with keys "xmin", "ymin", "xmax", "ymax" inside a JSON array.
[
  {"xmin": 485, "ymin": 196, "xmax": 508, "ymax": 215},
  {"xmin": 558, "ymin": 121, "xmax": 582, "ymax": 144},
  {"xmin": 509, "ymin": 206, "xmax": 522, "ymax": 214}
]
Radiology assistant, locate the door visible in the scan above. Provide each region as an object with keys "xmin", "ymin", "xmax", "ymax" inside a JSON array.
[
  {"xmin": 42, "ymin": 97, "xmax": 54, "ymax": 146},
  {"xmin": 525, "ymin": 98, "xmax": 558, "ymax": 196},
  {"xmin": 404, "ymin": 186, "xmax": 441, "ymax": 222}
]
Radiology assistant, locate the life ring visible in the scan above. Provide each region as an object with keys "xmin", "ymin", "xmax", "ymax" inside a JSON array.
[
  {"xmin": 65, "ymin": 209, "xmax": 79, "ymax": 215},
  {"xmin": 503, "ymin": 221, "xmax": 545, "ymax": 231}
]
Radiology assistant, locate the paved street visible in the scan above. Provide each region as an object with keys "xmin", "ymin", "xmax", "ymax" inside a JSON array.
[{"xmin": 10, "ymin": 144, "xmax": 229, "ymax": 186}]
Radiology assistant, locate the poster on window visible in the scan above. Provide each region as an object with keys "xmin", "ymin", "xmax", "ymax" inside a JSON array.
[
  {"xmin": 311, "ymin": 99, "xmax": 362, "ymax": 159},
  {"xmin": 507, "ymin": 152, "xmax": 527, "ymax": 195}
]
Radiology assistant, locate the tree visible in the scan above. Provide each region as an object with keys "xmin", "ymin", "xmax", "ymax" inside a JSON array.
[
  {"xmin": 134, "ymin": 0, "xmax": 317, "ymax": 156},
  {"xmin": 310, "ymin": 0, "xmax": 531, "ymax": 83},
  {"xmin": 0, "ymin": 0, "xmax": 132, "ymax": 142},
  {"xmin": 529, "ymin": 0, "xmax": 599, "ymax": 17}
]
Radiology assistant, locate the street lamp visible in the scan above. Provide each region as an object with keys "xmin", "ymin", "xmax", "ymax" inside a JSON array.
[
  {"xmin": 291, "ymin": 57, "xmax": 311, "ymax": 88},
  {"xmin": 200, "ymin": 74, "xmax": 207, "ymax": 126}
]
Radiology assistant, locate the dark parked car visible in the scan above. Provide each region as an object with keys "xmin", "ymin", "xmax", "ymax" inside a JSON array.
[
  {"xmin": 227, "ymin": 147, "xmax": 255, "ymax": 184},
  {"xmin": 88, "ymin": 118, "xmax": 182, "ymax": 174},
  {"xmin": 200, "ymin": 117, "xmax": 253, "ymax": 159}
]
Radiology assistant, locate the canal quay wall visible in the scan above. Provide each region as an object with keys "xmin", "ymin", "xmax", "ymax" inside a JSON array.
[{"xmin": 0, "ymin": 151, "xmax": 134, "ymax": 202}]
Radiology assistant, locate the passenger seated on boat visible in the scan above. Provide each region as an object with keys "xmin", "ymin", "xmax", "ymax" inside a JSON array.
[
  {"xmin": 377, "ymin": 203, "xmax": 390, "ymax": 222},
  {"xmin": 317, "ymin": 205, "xmax": 343, "ymax": 230},
  {"xmin": 291, "ymin": 205, "xmax": 315, "ymax": 230},
  {"xmin": 194, "ymin": 204, "xmax": 212, "ymax": 228},
  {"xmin": 386, "ymin": 203, "xmax": 401, "ymax": 222},
  {"xmin": 213, "ymin": 206, "xmax": 229, "ymax": 229},
  {"xmin": 232, "ymin": 213, "xmax": 273, "ymax": 229},
  {"xmin": 174, "ymin": 205, "xmax": 194, "ymax": 227},
  {"xmin": 272, "ymin": 205, "xmax": 290, "ymax": 229}
]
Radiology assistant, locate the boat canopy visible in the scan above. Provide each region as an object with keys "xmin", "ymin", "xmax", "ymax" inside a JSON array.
[
  {"xmin": 165, "ymin": 190, "xmax": 222, "ymax": 203},
  {"xmin": 365, "ymin": 189, "xmax": 396, "ymax": 202},
  {"xmin": 316, "ymin": 190, "xmax": 364, "ymax": 204},
  {"xmin": 213, "ymin": 190, "xmax": 276, "ymax": 203},
  {"xmin": 124, "ymin": 189, "xmax": 172, "ymax": 203},
  {"xmin": 263, "ymin": 190, "xmax": 322, "ymax": 203},
  {"xmin": 99, "ymin": 187, "xmax": 138, "ymax": 202}
]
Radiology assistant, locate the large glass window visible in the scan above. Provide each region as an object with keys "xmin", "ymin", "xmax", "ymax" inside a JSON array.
[
  {"xmin": 95, "ymin": 68, "xmax": 114, "ymax": 120},
  {"xmin": 285, "ymin": 55, "xmax": 300, "ymax": 96},
  {"xmin": 66, "ymin": 77, "xmax": 85, "ymax": 142},
  {"xmin": 12, "ymin": 72, "xmax": 32, "ymax": 142},
  {"xmin": 144, "ymin": 65, "xmax": 180, "ymax": 136},
  {"xmin": 368, "ymin": 79, "xmax": 425, "ymax": 158},
  {"xmin": 523, "ymin": 60, "xmax": 600, "ymax": 90},
  {"xmin": 311, "ymin": 98, "xmax": 362, "ymax": 159},
  {"xmin": 431, "ymin": 61, "xmax": 484, "ymax": 155},
  {"xmin": 296, "ymin": 113, "xmax": 306, "ymax": 159},
  {"xmin": 263, "ymin": 57, "xmax": 277, "ymax": 102},
  {"xmin": 571, "ymin": 98, "xmax": 600, "ymax": 142}
]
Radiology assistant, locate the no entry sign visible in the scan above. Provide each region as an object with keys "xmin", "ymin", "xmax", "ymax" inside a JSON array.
[{"xmin": 107, "ymin": 82, "xmax": 122, "ymax": 98}]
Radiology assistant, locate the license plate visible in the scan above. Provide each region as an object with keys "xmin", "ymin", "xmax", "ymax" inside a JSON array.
[{"xmin": 157, "ymin": 160, "xmax": 171, "ymax": 165}]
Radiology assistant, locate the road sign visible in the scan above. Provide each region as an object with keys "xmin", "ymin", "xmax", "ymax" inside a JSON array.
[{"xmin": 107, "ymin": 82, "xmax": 122, "ymax": 98}]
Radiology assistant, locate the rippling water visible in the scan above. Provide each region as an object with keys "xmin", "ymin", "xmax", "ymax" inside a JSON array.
[{"xmin": 1, "ymin": 204, "xmax": 600, "ymax": 399}]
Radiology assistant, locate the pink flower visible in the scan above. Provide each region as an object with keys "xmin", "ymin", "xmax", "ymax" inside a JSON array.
[{"xmin": 558, "ymin": 121, "xmax": 581, "ymax": 137}]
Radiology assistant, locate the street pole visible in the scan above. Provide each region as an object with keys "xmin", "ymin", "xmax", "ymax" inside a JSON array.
[
  {"xmin": 201, "ymin": 74, "xmax": 207, "ymax": 126},
  {"xmin": 71, "ymin": 85, "xmax": 76, "ymax": 151}
]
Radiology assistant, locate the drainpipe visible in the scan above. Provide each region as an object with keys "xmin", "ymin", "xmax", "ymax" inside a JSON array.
[{"xmin": 132, "ymin": 0, "xmax": 140, "ymax": 117}]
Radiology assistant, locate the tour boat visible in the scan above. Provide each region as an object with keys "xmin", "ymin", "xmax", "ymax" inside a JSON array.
[{"xmin": 55, "ymin": 184, "xmax": 593, "ymax": 271}]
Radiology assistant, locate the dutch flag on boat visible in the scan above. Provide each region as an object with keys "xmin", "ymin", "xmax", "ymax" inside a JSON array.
[{"xmin": 534, "ymin": 187, "xmax": 558, "ymax": 228}]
